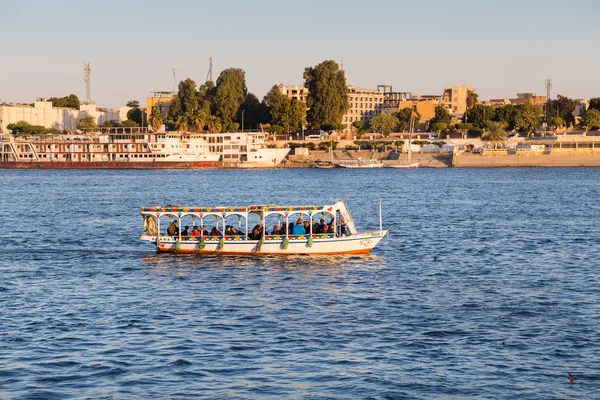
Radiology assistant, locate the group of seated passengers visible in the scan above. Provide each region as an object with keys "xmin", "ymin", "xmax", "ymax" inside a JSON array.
[
  {"xmin": 270, "ymin": 218, "xmax": 343, "ymax": 236},
  {"xmin": 167, "ymin": 218, "xmax": 348, "ymax": 239}
]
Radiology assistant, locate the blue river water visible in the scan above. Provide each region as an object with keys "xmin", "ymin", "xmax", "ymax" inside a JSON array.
[{"xmin": 1, "ymin": 168, "xmax": 599, "ymax": 399}]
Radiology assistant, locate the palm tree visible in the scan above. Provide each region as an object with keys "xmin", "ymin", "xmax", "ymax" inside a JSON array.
[
  {"xmin": 466, "ymin": 90, "xmax": 479, "ymax": 110},
  {"xmin": 207, "ymin": 116, "xmax": 222, "ymax": 133},
  {"xmin": 175, "ymin": 115, "xmax": 189, "ymax": 132},
  {"xmin": 191, "ymin": 111, "xmax": 207, "ymax": 132},
  {"xmin": 482, "ymin": 121, "xmax": 507, "ymax": 149},
  {"xmin": 149, "ymin": 108, "xmax": 163, "ymax": 132}
]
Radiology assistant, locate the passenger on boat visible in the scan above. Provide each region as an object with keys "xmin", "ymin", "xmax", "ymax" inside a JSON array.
[
  {"xmin": 167, "ymin": 220, "xmax": 179, "ymax": 236},
  {"xmin": 224, "ymin": 225, "xmax": 234, "ymax": 235},
  {"xmin": 288, "ymin": 222, "xmax": 295, "ymax": 234},
  {"xmin": 210, "ymin": 226, "xmax": 222, "ymax": 236},
  {"xmin": 281, "ymin": 222, "xmax": 288, "ymax": 235},
  {"xmin": 292, "ymin": 219, "xmax": 305, "ymax": 234},
  {"xmin": 250, "ymin": 224, "xmax": 263, "ymax": 240},
  {"xmin": 338, "ymin": 220, "xmax": 347, "ymax": 236},
  {"xmin": 201, "ymin": 225, "xmax": 209, "ymax": 236},
  {"xmin": 182, "ymin": 226, "xmax": 190, "ymax": 236},
  {"xmin": 271, "ymin": 225, "xmax": 281, "ymax": 235},
  {"xmin": 322, "ymin": 224, "xmax": 330, "ymax": 234},
  {"xmin": 303, "ymin": 220, "xmax": 311, "ymax": 233},
  {"xmin": 233, "ymin": 227, "xmax": 244, "ymax": 235},
  {"xmin": 191, "ymin": 226, "xmax": 201, "ymax": 236},
  {"xmin": 313, "ymin": 220, "xmax": 321, "ymax": 234}
]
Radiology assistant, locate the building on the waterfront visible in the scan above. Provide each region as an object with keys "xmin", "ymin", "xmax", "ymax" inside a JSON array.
[
  {"xmin": 510, "ymin": 93, "xmax": 546, "ymax": 106},
  {"xmin": 278, "ymin": 84, "xmax": 307, "ymax": 102},
  {"xmin": 573, "ymin": 99, "xmax": 589, "ymax": 117},
  {"xmin": 441, "ymin": 85, "xmax": 475, "ymax": 115},
  {"xmin": 146, "ymin": 91, "xmax": 176, "ymax": 120},
  {"xmin": 341, "ymin": 84, "xmax": 385, "ymax": 136},
  {"xmin": 0, "ymin": 100, "xmax": 130, "ymax": 133}
]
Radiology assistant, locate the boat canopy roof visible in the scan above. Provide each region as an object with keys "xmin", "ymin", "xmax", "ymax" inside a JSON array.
[{"xmin": 141, "ymin": 200, "xmax": 358, "ymax": 233}]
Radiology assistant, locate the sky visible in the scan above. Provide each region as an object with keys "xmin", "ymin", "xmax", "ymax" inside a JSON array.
[{"xmin": 1, "ymin": 0, "xmax": 598, "ymax": 109}]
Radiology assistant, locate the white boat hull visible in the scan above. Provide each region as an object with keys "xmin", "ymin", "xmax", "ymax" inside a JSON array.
[
  {"xmin": 385, "ymin": 162, "xmax": 420, "ymax": 168},
  {"xmin": 141, "ymin": 230, "xmax": 388, "ymax": 255}
]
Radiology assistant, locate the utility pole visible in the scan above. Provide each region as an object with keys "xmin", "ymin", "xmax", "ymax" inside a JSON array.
[
  {"xmin": 206, "ymin": 57, "xmax": 213, "ymax": 83},
  {"xmin": 544, "ymin": 78, "xmax": 552, "ymax": 136},
  {"xmin": 83, "ymin": 62, "xmax": 92, "ymax": 105},
  {"xmin": 172, "ymin": 68, "xmax": 176, "ymax": 93}
]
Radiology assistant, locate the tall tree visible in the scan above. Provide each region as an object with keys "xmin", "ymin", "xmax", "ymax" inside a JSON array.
[
  {"xmin": 514, "ymin": 102, "xmax": 542, "ymax": 133},
  {"xmin": 288, "ymin": 99, "xmax": 306, "ymax": 131},
  {"xmin": 546, "ymin": 95, "xmax": 577, "ymax": 126},
  {"xmin": 582, "ymin": 108, "xmax": 600, "ymax": 130},
  {"xmin": 206, "ymin": 115, "xmax": 223, "ymax": 133},
  {"xmin": 430, "ymin": 105, "xmax": 451, "ymax": 125},
  {"xmin": 395, "ymin": 107, "xmax": 421, "ymax": 132},
  {"xmin": 303, "ymin": 60, "xmax": 349, "ymax": 129},
  {"xmin": 149, "ymin": 108, "xmax": 163, "ymax": 132},
  {"xmin": 466, "ymin": 90, "xmax": 479, "ymax": 109},
  {"xmin": 198, "ymin": 80, "xmax": 216, "ymax": 115},
  {"xmin": 264, "ymin": 85, "xmax": 291, "ymax": 128},
  {"xmin": 240, "ymin": 93, "xmax": 269, "ymax": 130},
  {"xmin": 369, "ymin": 113, "xmax": 397, "ymax": 137},
  {"xmin": 78, "ymin": 115, "xmax": 97, "ymax": 130},
  {"xmin": 464, "ymin": 104, "xmax": 495, "ymax": 129},
  {"xmin": 126, "ymin": 99, "xmax": 142, "ymax": 125},
  {"xmin": 175, "ymin": 115, "xmax": 188, "ymax": 132},
  {"xmin": 589, "ymin": 97, "xmax": 600, "ymax": 112},
  {"xmin": 493, "ymin": 104, "xmax": 519, "ymax": 131},
  {"xmin": 214, "ymin": 68, "xmax": 247, "ymax": 126},
  {"xmin": 48, "ymin": 94, "xmax": 80, "ymax": 110}
]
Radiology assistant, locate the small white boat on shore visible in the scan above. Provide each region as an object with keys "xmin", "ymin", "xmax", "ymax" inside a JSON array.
[
  {"xmin": 335, "ymin": 158, "xmax": 384, "ymax": 168},
  {"xmin": 385, "ymin": 162, "xmax": 420, "ymax": 169},
  {"xmin": 140, "ymin": 200, "xmax": 388, "ymax": 255}
]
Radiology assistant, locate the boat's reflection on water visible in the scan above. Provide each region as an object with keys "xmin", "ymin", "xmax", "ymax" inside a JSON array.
[{"xmin": 140, "ymin": 252, "xmax": 387, "ymax": 274}]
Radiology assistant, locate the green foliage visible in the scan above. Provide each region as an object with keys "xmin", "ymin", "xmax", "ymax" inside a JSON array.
[
  {"xmin": 548, "ymin": 117, "xmax": 564, "ymax": 129},
  {"xmin": 78, "ymin": 115, "xmax": 97, "ymax": 130},
  {"xmin": 126, "ymin": 100, "xmax": 140, "ymax": 108},
  {"xmin": 395, "ymin": 107, "xmax": 421, "ymax": 132},
  {"xmin": 318, "ymin": 140, "xmax": 338, "ymax": 150},
  {"xmin": 6, "ymin": 121, "xmax": 45, "ymax": 135},
  {"xmin": 514, "ymin": 102, "xmax": 542, "ymax": 132},
  {"xmin": 241, "ymin": 93, "xmax": 269, "ymax": 130},
  {"xmin": 546, "ymin": 95, "xmax": 577, "ymax": 126},
  {"xmin": 265, "ymin": 85, "xmax": 292, "ymax": 129},
  {"xmin": 493, "ymin": 104, "xmax": 520, "ymax": 131},
  {"xmin": 589, "ymin": 97, "xmax": 600, "ymax": 112},
  {"xmin": 411, "ymin": 140, "xmax": 429, "ymax": 147},
  {"xmin": 455, "ymin": 123, "xmax": 473, "ymax": 131},
  {"xmin": 214, "ymin": 68, "xmax": 247, "ymax": 126},
  {"xmin": 206, "ymin": 115, "xmax": 222, "ymax": 133},
  {"xmin": 430, "ymin": 122, "xmax": 448, "ymax": 133},
  {"xmin": 269, "ymin": 125, "xmax": 285, "ymax": 134},
  {"xmin": 149, "ymin": 108, "xmax": 163, "ymax": 132},
  {"xmin": 289, "ymin": 142, "xmax": 316, "ymax": 150},
  {"xmin": 126, "ymin": 107, "xmax": 142, "ymax": 125},
  {"xmin": 467, "ymin": 127, "xmax": 483, "ymax": 137},
  {"xmin": 41, "ymin": 128, "xmax": 62, "ymax": 135},
  {"xmin": 175, "ymin": 115, "xmax": 188, "ymax": 131},
  {"xmin": 464, "ymin": 104, "xmax": 495, "ymax": 129},
  {"xmin": 482, "ymin": 121, "xmax": 507, "ymax": 145},
  {"xmin": 122, "ymin": 120, "xmax": 138, "ymax": 127},
  {"xmin": 432, "ymin": 141, "xmax": 447, "ymax": 148},
  {"xmin": 48, "ymin": 94, "xmax": 80, "ymax": 110},
  {"xmin": 304, "ymin": 60, "xmax": 349, "ymax": 128},
  {"xmin": 582, "ymin": 108, "xmax": 600, "ymax": 130},
  {"xmin": 430, "ymin": 105, "xmax": 451, "ymax": 125},
  {"xmin": 466, "ymin": 90, "xmax": 479, "ymax": 109},
  {"xmin": 369, "ymin": 113, "xmax": 397, "ymax": 136},
  {"xmin": 352, "ymin": 120, "xmax": 369, "ymax": 136}
]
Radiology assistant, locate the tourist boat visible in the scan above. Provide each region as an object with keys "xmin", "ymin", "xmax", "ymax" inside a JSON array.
[
  {"xmin": 0, "ymin": 129, "xmax": 220, "ymax": 169},
  {"xmin": 139, "ymin": 200, "xmax": 388, "ymax": 255},
  {"xmin": 202, "ymin": 131, "xmax": 290, "ymax": 168},
  {"xmin": 335, "ymin": 158, "xmax": 384, "ymax": 168}
]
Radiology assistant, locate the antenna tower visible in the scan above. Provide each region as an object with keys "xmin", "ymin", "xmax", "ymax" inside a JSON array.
[
  {"xmin": 83, "ymin": 62, "xmax": 92, "ymax": 104},
  {"xmin": 544, "ymin": 78, "xmax": 552, "ymax": 121},
  {"xmin": 172, "ymin": 68, "xmax": 176, "ymax": 92},
  {"xmin": 206, "ymin": 56, "xmax": 213, "ymax": 82}
]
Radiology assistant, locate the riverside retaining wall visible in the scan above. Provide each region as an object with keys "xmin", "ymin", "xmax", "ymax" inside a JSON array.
[{"xmin": 453, "ymin": 153, "xmax": 600, "ymax": 168}]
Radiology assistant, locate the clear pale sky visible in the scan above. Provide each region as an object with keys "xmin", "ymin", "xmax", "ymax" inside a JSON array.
[{"xmin": 1, "ymin": 0, "xmax": 598, "ymax": 109}]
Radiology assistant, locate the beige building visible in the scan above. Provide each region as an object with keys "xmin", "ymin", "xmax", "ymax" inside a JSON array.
[
  {"xmin": 0, "ymin": 100, "xmax": 129, "ymax": 133},
  {"xmin": 146, "ymin": 91, "xmax": 176, "ymax": 120},
  {"xmin": 510, "ymin": 93, "xmax": 546, "ymax": 106},
  {"xmin": 442, "ymin": 85, "xmax": 475, "ymax": 115},
  {"xmin": 341, "ymin": 85, "xmax": 385, "ymax": 135},
  {"xmin": 278, "ymin": 84, "xmax": 307, "ymax": 102}
]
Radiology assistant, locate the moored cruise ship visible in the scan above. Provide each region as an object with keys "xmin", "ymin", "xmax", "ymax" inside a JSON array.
[{"xmin": 0, "ymin": 129, "xmax": 289, "ymax": 169}]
